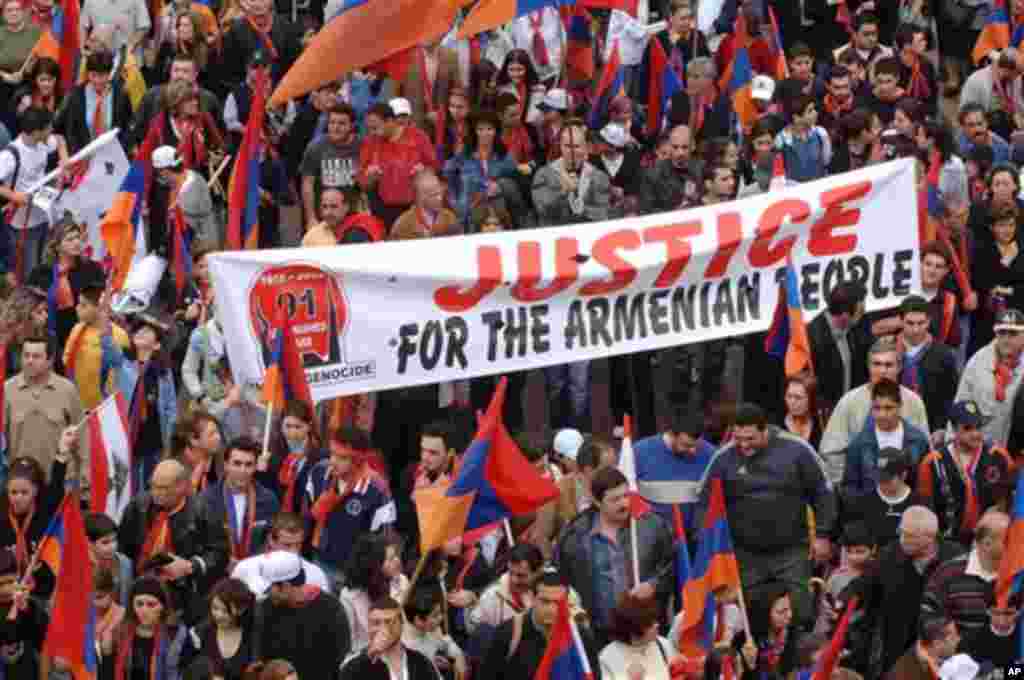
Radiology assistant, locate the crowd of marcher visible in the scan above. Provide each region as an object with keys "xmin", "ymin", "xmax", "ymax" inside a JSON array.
[{"xmin": 0, "ymin": 0, "xmax": 1023, "ymax": 678}]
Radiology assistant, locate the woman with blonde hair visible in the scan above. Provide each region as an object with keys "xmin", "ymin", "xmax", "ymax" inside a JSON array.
[{"xmin": 26, "ymin": 216, "xmax": 104, "ymax": 372}]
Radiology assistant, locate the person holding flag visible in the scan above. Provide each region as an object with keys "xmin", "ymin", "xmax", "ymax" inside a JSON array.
[
  {"xmin": 698, "ymin": 403, "xmax": 836, "ymax": 631},
  {"xmin": 478, "ymin": 568, "xmax": 601, "ymax": 680},
  {"xmin": 554, "ymin": 465, "xmax": 674, "ymax": 648}
]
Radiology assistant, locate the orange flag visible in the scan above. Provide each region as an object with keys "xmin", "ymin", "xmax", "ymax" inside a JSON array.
[
  {"xmin": 270, "ymin": 0, "xmax": 463, "ymax": 106},
  {"xmin": 32, "ymin": 31, "xmax": 61, "ymax": 61}
]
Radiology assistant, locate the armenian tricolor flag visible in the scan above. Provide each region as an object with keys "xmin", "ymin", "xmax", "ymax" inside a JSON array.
[
  {"xmin": 718, "ymin": 13, "xmax": 758, "ymax": 131},
  {"xmin": 261, "ymin": 318, "xmax": 314, "ymax": 412},
  {"xmin": 227, "ymin": 71, "xmax": 270, "ymax": 250},
  {"xmin": 764, "ymin": 257, "xmax": 814, "ymax": 378},
  {"xmin": 413, "ymin": 378, "xmax": 560, "ymax": 552},
  {"xmin": 588, "ymin": 41, "xmax": 627, "ymax": 129},
  {"xmin": 974, "ymin": 0, "xmax": 1011, "ymax": 64},
  {"xmin": 460, "ymin": 0, "xmax": 565, "ymax": 39},
  {"xmin": 678, "ymin": 477, "xmax": 741, "ymax": 657},
  {"xmin": 535, "ymin": 594, "xmax": 595, "ymax": 680},
  {"xmin": 646, "ymin": 38, "xmax": 682, "ymax": 136},
  {"xmin": 41, "ymin": 493, "xmax": 97, "ymax": 680}
]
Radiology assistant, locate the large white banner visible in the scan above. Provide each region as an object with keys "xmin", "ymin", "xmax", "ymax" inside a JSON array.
[{"xmin": 209, "ymin": 159, "xmax": 920, "ymax": 401}]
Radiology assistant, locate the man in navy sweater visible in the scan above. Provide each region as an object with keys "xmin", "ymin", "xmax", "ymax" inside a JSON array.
[{"xmin": 633, "ymin": 407, "xmax": 714, "ymax": 536}]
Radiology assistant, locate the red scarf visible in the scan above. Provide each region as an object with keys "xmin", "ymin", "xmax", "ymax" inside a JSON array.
[
  {"xmin": 224, "ymin": 483, "xmax": 256, "ymax": 560},
  {"xmin": 246, "ymin": 14, "xmax": 278, "ymax": 61},
  {"xmin": 954, "ymin": 442, "xmax": 985, "ymax": 535},
  {"xmin": 31, "ymin": 92, "xmax": 55, "ymax": 112},
  {"xmin": 139, "ymin": 499, "xmax": 186, "ymax": 566},
  {"xmin": 995, "ymin": 352, "xmax": 1021, "ymax": 402},
  {"xmin": 114, "ymin": 622, "xmax": 165, "ymax": 680},
  {"xmin": 994, "ymin": 75, "xmax": 1017, "ymax": 116},
  {"xmin": 503, "ymin": 126, "xmax": 534, "ymax": 163},
  {"xmin": 416, "ymin": 207, "xmax": 438, "ymax": 237},
  {"xmin": 277, "ymin": 452, "xmax": 306, "ymax": 512},
  {"xmin": 822, "ymin": 93, "xmax": 853, "ymax": 119},
  {"xmin": 938, "ymin": 229, "xmax": 974, "ymax": 299},
  {"xmin": 8, "ymin": 505, "xmax": 33, "ymax": 576},
  {"xmin": 190, "ymin": 456, "xmax": 212, "ymax": 495},
  {"xmin": 907, "ymin": 58, "xmax": 932, "ymax": 101}
]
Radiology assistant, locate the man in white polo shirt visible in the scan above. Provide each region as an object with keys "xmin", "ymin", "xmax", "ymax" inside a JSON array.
[{"xmin": 0, "ymin": 107, "xmax": 69, "ymax": 278}]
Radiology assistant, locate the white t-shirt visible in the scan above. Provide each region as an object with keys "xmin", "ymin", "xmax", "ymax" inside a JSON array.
[
  {"xmin": 875, "ymin": 423, "xmax": 905, "ymax": 451},
  {"xmin": 0, "ymin": 135, "xmax": 58, "ymax": 228}
]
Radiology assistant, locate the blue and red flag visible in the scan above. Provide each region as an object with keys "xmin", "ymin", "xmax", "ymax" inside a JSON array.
[
  {"xmin": 564, "ymin": 5, "xmax": 595, "ymax": 82},
  {"xmin": 413, "ymin": 377, "xmax": 560, "ymax": 552},
  {"xmin": 764, "ymin": 257, "xmax": 814, "ymax": 378},
  {"xmin": 535, "ymin": 594, "xmax": 595, "ymax": 680},
  {"xmin": 41, "ymin": 493, "xmax": 97, "ymax": 680},
  {"xmin": 678, "ymin": 477, "xmax": 741, "ymax": 657},
  {"xmin": 57, "ymin": 0, "xmax": 81, "ymax": 91},
  {"xmin": 171, "ymin": 204, "xmax": 192, "ymax": 305},
  {"xmin": 460, "ymin": 0, "xmax": 565, "ymax": 39},
  {"xmin": 974, "ymin": 0, "xmax": 1011, "ymax": 64},
  {"xmin": 646, "ymin": 38, "xmax": 682, "ymax": 136},
  {"xmin": 261, "ymin": 318, "xmax": 314, "ymax": 412},
  {"xmin": 672, "ymin": 505, "xmax": 692, "ymax": 613},
  {"xmin": 766, "ymin": 7, "xmax": 789, "ymax": 81},
  {"xmin": 227, "ymin": 72, "xmax": 270, "ymax": 251},
  {"xmin": 589, "ymin": 41, "xmax": 627, "ymax": 129},
  {"xmin": 717, "ymin": 14, "xmax": 758, "ymax": 131}
]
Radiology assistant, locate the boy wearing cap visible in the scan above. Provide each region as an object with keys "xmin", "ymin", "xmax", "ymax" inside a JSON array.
[
  {"xmin": 954, "ymin": 308, "xmax": 1024, "ymax": 446},
  {"xmin": 152, "ymin": 144, "xmax": 220, "ymax": 248},
  {"xmin": 536, "ymin": 89, "xmax": 569, "ymax": 162},
  {"xmin": 591, "ymin": 122, "xmax": 642, "ymax": 217},
  {"xmin": 251, "ymin": 551, "xmax": 352, "ymax": 680},
  {"xmin": 917, "ymin": 400, "xmax": 1013, "ymax": 543}
]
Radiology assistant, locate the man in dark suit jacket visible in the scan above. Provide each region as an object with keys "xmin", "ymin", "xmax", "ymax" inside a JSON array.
[
  {"xmin": 807, "ymin": 282, "xmax": 871, "ymax": 412},
  {"xmin": 218, "ymin": 0, "xmax": 304, "ymax": 93},
  {"xmin": 397, "ymin": 41, "xmax": 461, "ymax": 133},
  {"xmin": 53, "ymin": 49, "xmax": 133, "ymax": 154}
]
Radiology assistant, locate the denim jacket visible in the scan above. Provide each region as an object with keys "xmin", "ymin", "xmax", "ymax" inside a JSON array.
[{"xmin": 443, "ymin": 152, "xmax": 517, "ymax": 225}]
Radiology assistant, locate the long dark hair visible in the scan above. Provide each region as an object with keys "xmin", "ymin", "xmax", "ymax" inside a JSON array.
[
  {"xmin": 466, "ymin": 109, "xmax": 508, "ymax": 157},
  {"xmin": 495, "ymin": 49, "xmax": 540, "ymax": 91}
]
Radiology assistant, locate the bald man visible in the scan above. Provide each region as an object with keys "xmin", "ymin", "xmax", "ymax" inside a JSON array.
[
  {"xmin": 118, "ymin": 459, "xmax": 230, "ymax": 624},
  {"xmin": 921, "ymin": 510, "xmax": 1010, "ymax": 643},
  {"xmin": 856, "ymin": 506, "xmax": 965, "ymax": 677},
  {"xmin": 390, "ymin": 171, "xmax": 460, "ymax": 241}
]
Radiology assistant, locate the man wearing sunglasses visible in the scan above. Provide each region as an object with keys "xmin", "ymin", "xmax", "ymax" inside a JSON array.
[{"xmin": 954, "ymin": 309, "xmax": 1024, "ymax": 448}]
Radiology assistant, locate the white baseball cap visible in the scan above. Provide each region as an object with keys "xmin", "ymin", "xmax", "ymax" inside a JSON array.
[
  {"xmin": 390, "ymin": 97, "xmax": 413, "ymax": 117},
  {"xmin": 553, "ymin": 428, "xmax": 584, "ymax": 461},
  {"xmin": 537, "ymin": 88, "xmax": 570, "ymax": 112},
  {"xmin": 600, "ymin": 122, "xmax": 629, "ymax": 149},
  {"xmin": 253, "ymin": 551, "xmax": 306, "ymax": 594},
  {"xmin": 751, "ymin": 75, "xmax": 775, "ymax": 102},
  {"xmin": 939, "ymin": 654, "xmax": 979, "ymax": 680},
  {"xmin": 152, "ymin": 145, "xmax": 181, "ymax": 170}
]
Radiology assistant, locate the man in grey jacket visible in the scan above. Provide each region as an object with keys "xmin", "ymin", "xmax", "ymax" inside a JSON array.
[
  {"xmin": 553, "ymin": 466, "xmax": 674, "ymax": 647},
  {"xmin": 698, "ymin": 403, "xmax": 837, "ymax": 629},
  {"xmin": 531, "ymin": 118, "xmax": 610, "ymax": 430}
]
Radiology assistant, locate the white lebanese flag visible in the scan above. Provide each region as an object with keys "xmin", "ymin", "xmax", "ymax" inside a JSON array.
[
  {"xmin": 618, "ymin": 415, "xmax": 650, "ymax": 518},
  {"xmin": 87, "ymin": 393, "xmax": 133, "ymax": 522}
]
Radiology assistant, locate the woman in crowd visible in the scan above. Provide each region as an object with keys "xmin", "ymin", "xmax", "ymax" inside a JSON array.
[
  {"xmin": 749, "ymin": 583, "xmax": 799, "ymax": 679},
  {"xmin": 972, "ymin": 201, "xmax": 1024, "ymax": 351},
  {"xmin": 0, "ymin": 455, "xmax": 66, "ymax": 596},
  {"xmin": 107, "ymin": 577, "xmax": 194, "ymax": 680},
  {"xmin": 340, "ymin": 532, "xmax": 406, "ymax": 655},
  {"xmin": 495, "ymin": 50, "xmax": 543, "ymax": 126},
  {"xmin": 780, "ymin": 374, "xmax": 825, "ymax": 451},
  {"xmin": 191, "ymin": 578, "xmax": 258, "ymax": 680},
  {"xmin": 259, "ymin": 399, "xmax": 324, "ymax": 515},
  {"xmin": 27, "ymin": 219, "xmax": 105, "ymax": 373},
  {"xmin": 155, "ymin": 11, "xmax": 214, "ymax": 90},
  {"xmin": 443, "ymin": 109, "xmax": 518, "ymax": 230},
  {"xmin": 13, "ymin": 56, "xmax": 60, "ymax": 117},
  {"xmin": 599, "ymin": 593, "xmax": 675, "ymax": 680}
]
